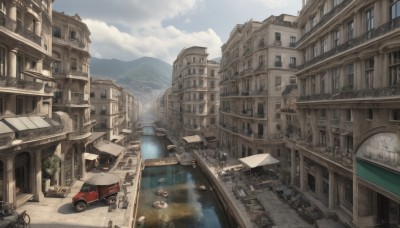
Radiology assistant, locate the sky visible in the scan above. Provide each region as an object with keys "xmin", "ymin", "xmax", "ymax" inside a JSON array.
[{"xmin": 53, "ymin": 0, "xmax": 302, "ymax": 65}]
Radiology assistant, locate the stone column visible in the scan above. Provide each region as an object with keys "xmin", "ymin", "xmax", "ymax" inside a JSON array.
[
  {"xmin": 290, "ymin": 149, "xmax": 296, "ymax": 186},
  {"xmin": 329, "ymin": 169, "xmax": 335, "ymax": 209},
  {"xmin": 34, "ymin": 20, "xmax": 41, "ymax": 37},
  {"xmin": 8, "ymin": 48, "xmax": 17, "ymax": 78},
  {"xmin": 33, "ymin": 150, "xmax": 44, "ymax": 202},
  {"xmin": 299, "ymin": 154, "xmax": 306, "ymax": 192},
  {"xmin": 8, "ymin": 1, "xmax": 17, "ymax": 21},
  {"xmin": 4, "ymin": 156, "xmax": 15, "ymax": 204}
]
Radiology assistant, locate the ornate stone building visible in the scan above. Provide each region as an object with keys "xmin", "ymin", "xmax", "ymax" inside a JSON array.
[
  {"xmin": 219, "ymin": 15, "xmax": 297, "ymax": 162},
  {"xmin": 169, "ymin": 47, "xmax": 220, "ymax": 145},
  {"xmin": 296, "ymin": 0, "xmax": 400, "ymax": 226},
  {"xmin": 0, "ymin": 0, "xmax": 67, "ymax": 206},
  {"xmin": 52, "ymin": 11, "xmax": 93, "ymax": 185}
]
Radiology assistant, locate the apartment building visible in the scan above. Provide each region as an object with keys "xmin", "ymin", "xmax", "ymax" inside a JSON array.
[
  {"xmin": 296, "ymin": 0, "xmax": 400, "ymax": 226},
  {"xmin": 121, "ymin": 90, "xmax": 140, "ymax": 141},
  {"xmin": 51, "ymin": 11, "xmax": 93, "ymax": 185},
  {"xmin": 0, "ymin": 0, "xmax": 68, "ymax": 206},
  {"xmin": 156, "ymin": 87, "xmax": 171, "ymax": 128},
  {"xmin": 170, "ymin": 47, "xmax": 220, "ymax": 145},
  {"xmin": 90, "ymin": 79, "xmax": 126, "ymax": 144},
  {"xmin": 219, "ymin": 15, "xmax": 297, "ymax": 164}
]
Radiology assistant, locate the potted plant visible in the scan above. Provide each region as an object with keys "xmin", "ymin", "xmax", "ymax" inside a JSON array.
[{"xmin": 43, "ymin": 155, "xmax": 60, "ymax": 186}]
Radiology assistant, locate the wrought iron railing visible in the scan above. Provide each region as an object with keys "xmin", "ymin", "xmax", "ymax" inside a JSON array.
[
  {"xmin": 0, "ymin": 75, "xmax": 43, "ymax": 90},
  {"xmin": 0, "ymin": 14, "xmax": 41, "ymax": 45}
]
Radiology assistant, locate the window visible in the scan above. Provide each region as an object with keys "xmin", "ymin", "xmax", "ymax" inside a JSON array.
[
  {"xmin": 199, "ymin": 69, "xmax": 204, "ymax": 75},
  {"xmin": 210, "ymin": 81, "xmax": 215, "ymax": 89},
  {"xmin": 258, "ymin": 55, "xmax": 264, "ymax": 67},
  {"xmin": 101, "ymin": 105, "xmax": 106, "ymax": 115},
  {"xmin": 101, "ymin": 119, "xmax": 107, "ymax": 128},
  {"xmin": 16, "ymin": 97, "xmax": 24, "ymax": 115},
  {"xmin": 290, "ymin": 76, "xmax": 297, "ymax": 85},
  {"xmin": 346, "ymin": 109, "xmax": 352, "ymax": 121},
  {"xmin": 366, "ymin": 8, "xmax": 374, "ymax": 37},
  {"xmin": 365, "ymin": 58, "xmax": 374, "ymax": 89},
  {"xmin": 367, "ymin": 109, "xmax": 373, "ymax": 120},
  {"xmin": 90, "ymin": 91, "xmax": 95, "ymax": 98},
  {"xmin": 276, "ymin": 113, "xmax": 281, "ymax": 120},
  {"xmin": 289, "ymin": 57, "xmax": 296, "ymax": 68},
  {"xmin": 389, "ymin": 50, "xmax": 400, "ymax": 86},
  {"xmin": 320, "ymin": 109, "xmax": 326, "ymax": 119},
  {"xmin": 312, "ymin": 43, "xmax": 318, "ymax": 58},
  {"xmin": 101, "ymin": 89, "xmax": 106, "ymax": 98},
  {"xmin": 320, "ymin": 130, "xmax": 326, "ymax": 146},
  {"xmin": 275, "ymin": 76, "xmax": 281, "ymax": 87},
  {"xmin": 211, "ymin": 70, "xmax": 215, "ymax": 77},
  {"xmin": 346, "ymin": 64, "xmax": 354, "ymax": 88},
  {"xmin": 275, "ymin": 55, "xmax": 282, "ymax": 67},
  {"xmin": 302, "ymin": 49, "xmax": 307, "ymax": 63},
  {"xmin": 333, "ymin": 30, "xmax": 340, "ymax": 48},
  {"xmin": 346, "ymin": 20, "xmax": 354, "ymax": 41},
  {"xmin": 310, "ymin": 15, "xmax": 317, "ymax": 28},
  {"xmin": 210, "ymin": 94, "xmax": 215, "ymax": 101},
  {"xmin": 290, "ymin": 36, "xmax": 296, "ymax": 47},
  {"xmin": 90, "ymin": 106, "xmax": 96, "ymax": 115},
  {"xmin": 392, "ymin": 109, "xmax": 400, "ymax": 120},
  {"xmin": 321, "ymin": 36, "xmax": 328, "ymax": 54},
  {"xmin": 70, "ymin": 30, "xmax": 76, "ymax": 40},
  {"xmin": 275, "ymin": 32, "xmax": 281, "ymax": 42},
  {"xmin": 301, "ymin": 25, "xmax": 306, "ymax": 36},
  {"xmin": 210, "ymin": 117, "xmax": 216, "ymax": 124},
  {"xmin": 331, "ymin": 68, "xmax": 340, "ymax": 93},
  {"xmin": 311, "ymin": 75, "xmax": 316, "ymax": 94},
  {"xmin": 343, "ymin": 179, "xmax": 353, "ymax": 208},
  {"xmin": 52, "ymin": 26, "xmax": 61, "ymax": 38},
  {"xmin": 70, "ymin": 58, "xmax": 77, "ymax": 71},
  {"xmin": 0, "ymin": 46, "xmax": 5, "ymax": 76},
  {"xmin": 210, "ymin": 105, "xmax": 215, "ymax": 114},
  {"xmin": 199, "ymin": 93, "xmax": 204, "ymax": 100},
  {"xmin": 275, "ymin": 102, "xmax": 281, "ymax": 110},
  {"xmin": 391, "ymin": 0, "xmax": 400, "ymax": 19},
  {"xmin": 333, "ymin": 109, "xmax": 338, "ymax": 120},
  {"xmin": 301, "ymin": 79, "xmax": 306, "ymax": 96}
]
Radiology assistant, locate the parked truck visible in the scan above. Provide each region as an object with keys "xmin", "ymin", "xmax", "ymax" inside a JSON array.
[{"xmin": 72, "ymin": 182, "xmax": 120, "ymax": 212}]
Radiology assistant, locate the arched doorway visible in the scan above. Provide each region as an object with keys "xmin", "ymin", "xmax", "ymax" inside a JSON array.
[
  {"xmin": 14, "ymin": 153, "xmax": 31, "ymax": 195},
  {"xmin": 65, "ymin": 148, "xmax": 73, "ymax": 186}
]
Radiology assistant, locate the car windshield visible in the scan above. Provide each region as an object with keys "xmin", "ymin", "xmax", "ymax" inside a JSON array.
[{"xmin": 80, "ymin": 184, "xmax": 92, "ymax": 192}]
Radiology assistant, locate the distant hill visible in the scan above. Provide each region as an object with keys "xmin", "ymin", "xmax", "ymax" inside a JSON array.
[{"xmin": 90, "ymin": 57, "xmax": 172, "ymax": 92}]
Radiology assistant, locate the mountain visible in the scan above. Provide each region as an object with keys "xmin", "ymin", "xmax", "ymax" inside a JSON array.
[{"xmin": 90, "ymin": 57, "xmax": 172, "ymax": 92}]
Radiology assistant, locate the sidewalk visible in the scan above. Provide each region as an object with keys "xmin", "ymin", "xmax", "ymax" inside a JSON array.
[
  {"xmin": 194, "ymin": 149, "xmax": 313, "ymax": 228},
  {"xmin": 17, "ymin": 149, "xmax": 142, "ymax": 228}
]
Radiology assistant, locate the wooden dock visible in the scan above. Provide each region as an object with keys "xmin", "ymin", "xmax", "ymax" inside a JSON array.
[{"xmin": 144, "ymin": 157, "xmax": 179, "ymax": 167}]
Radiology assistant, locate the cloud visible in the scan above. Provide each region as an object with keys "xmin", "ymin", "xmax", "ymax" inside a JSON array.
[
  {"xmin": 84, "ymin": 19, "xmax": 222, "ymax": 64},
  {"xmin": 247, "ymin": 0, "xmax": 292, "ymax": 9}
]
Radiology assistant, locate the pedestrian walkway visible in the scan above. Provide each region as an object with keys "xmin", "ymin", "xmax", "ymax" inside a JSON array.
[
  {"xmin": 194, "ymin": 149, "xmax": 313, "ymax": 228},
  {"xmin": 16, "ymin": 149, "xmax": 142, "ymax": 228}
]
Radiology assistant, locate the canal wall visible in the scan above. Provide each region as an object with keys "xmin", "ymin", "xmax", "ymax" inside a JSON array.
[{"xmin": 193, "ymin": 152, "xmax": 249, "ymax": 228}]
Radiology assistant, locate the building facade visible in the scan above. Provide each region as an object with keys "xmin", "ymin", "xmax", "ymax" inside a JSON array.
[
  {"xmin": 52, "ymin": 11, "xmax": 92, "ymax": 185},
  {"xmin": 219, "ymin": 15, "xmax": 297, "ymax": 163},
  {"xmin": 296, "ymin": 0, "xmax": 400, "ymax": 226},
  {"xmin": 170, "ymin": 47, "xmax": 220, "ymax": 144},
  {"xmin": 0, "ymin": 0, "xmax": 68, "ymax": 206}
]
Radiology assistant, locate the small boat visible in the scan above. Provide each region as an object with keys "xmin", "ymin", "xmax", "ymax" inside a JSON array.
[
  {"xmin": 153, "ymin": 200, "xmax": 168, "ymax": 209},
  {"xmin": 157, "ymin": 189, "xmax": 169, "ymax": 197},
  {"xmin": 198, "ymin": 185, "xmax": 206, "ymax": 191},
  {"xmin": 137, "ymin": 216, "xmax": 145, "ymax": 224}
]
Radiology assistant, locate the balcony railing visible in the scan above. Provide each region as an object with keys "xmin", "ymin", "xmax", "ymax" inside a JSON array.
[
  {"xmin": 298, "ymin": 85, "xmax": 400, "ymax": 102},
  {"xmin": 0, "ymin": 75, "xmax": 43, "ymax": 91},
  {"xmin": 0, "ymin": 15, "xmax": 42, "ymax": 46},
  {"xmin": 298, "ymin": 16, "xmax": 400, "ymax": 71},
  {"xmin": 274, "ymin": 62, "xmax": 282, "ymax": 67}
]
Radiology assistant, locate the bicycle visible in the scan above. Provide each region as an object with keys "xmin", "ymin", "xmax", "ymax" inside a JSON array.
[{"xmin": 7, "ymin": 210, "xmax": 30, "ymax": 228}]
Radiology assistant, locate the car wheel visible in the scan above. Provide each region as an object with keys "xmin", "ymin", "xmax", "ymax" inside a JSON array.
[{"xmin": 75, "ymin": 201, "xmax": 87, "ymax": 212}]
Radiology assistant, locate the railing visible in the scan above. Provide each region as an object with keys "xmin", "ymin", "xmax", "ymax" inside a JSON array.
[
  {"xmin": 298, "ymin": 85, "xmax": 400, "ymax": 102},
  {"xmin": 298, "ymin": 16, "xmax": 400, "ymax": 71},
  {"xmin": 297, "ymin": 0, "xmax": 352, "ymax": 46},
  {"xmin": 274, "ymin": 62, "xmax": 282, "ymax": 67},
  {"xmin": 0, "ymin": 15, "xmax": 41, "ymax": 46},
  {"xmin": 0, "ymin": 75, "xmax": 43, "ymax": 91}
]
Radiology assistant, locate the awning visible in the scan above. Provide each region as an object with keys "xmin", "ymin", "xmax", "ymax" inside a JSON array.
[
  {"xmin": 19, "ymin": 117, "xmax": 39, "ymax": 129},
  {"xmin": 111, "ymin": 134, "xmax": 125, "ymax": 142},
  {"xmin": 28, "ymin": 116, "xmax": 52, "ymax": 128},
  {"xmin": 94, "ymin": 140, "xmax": 125, "ymax": 157},
  {"xmin": 239, "ymin": 154, "xmax": 279, "ymax": 168},
  {"xmin": 182, "ymin": 135, "xmax": 203, "ymax": 144},
  {"xmin": 0, "ymin": 121, "xmax": 14, "ymax": 134},
  {"xmin": 121, "ymin": 129, "xmax": 132, "ymax": 134},
  {"xmin": 84, "ymin": 152, "xmax": 99, "ymax": 161},
  {"xmin": 22, "ymin": 71, "xmax": 55, "ymax": 81},
  {"xmin": 4, "ymin": 118, "xmax": 29, "ymax": 131},
  {"xmin": 87, "ymin": 132, "xmax": 106, "ymax": 144}
]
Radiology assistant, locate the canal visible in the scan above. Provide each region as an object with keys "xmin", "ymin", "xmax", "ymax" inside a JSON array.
[{"xmin": 137, "ymin": 125, "xmax": 231, "ymax": 227}]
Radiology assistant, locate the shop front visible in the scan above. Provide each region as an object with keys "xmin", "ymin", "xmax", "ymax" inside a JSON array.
[{"xmin": 355, "ymin": 132, "xmax": 400, "ymax": 227}]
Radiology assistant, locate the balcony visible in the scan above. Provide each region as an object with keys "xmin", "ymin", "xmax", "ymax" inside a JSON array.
[
  {"xmin": 289, "ymin": 63, "xmax": 297, "ymax": 69},
  {"xmin": 0, "ymin": 75, "xmax": 44, "ymax": 91},
  {"xmin": 298, "ymin": 85, "xmax": 400, "ymax": 102},
  {"xmin": 0, "ymin": 15, "xmax": 41, "ymax": 46},
  {"xmin": 274, "ymin": 62, "xmax": 282, "ymax": 67},
  {"xmin": 52, "ymin": 36, "xmax": 86, "ymax": 50},
  {"xmin": 298, "ymin": 16, "xmax": 400, "ymax": 71},
  {"xmin": 289, "ymin": 43, "xmax": 296, "ymax": 48}
]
